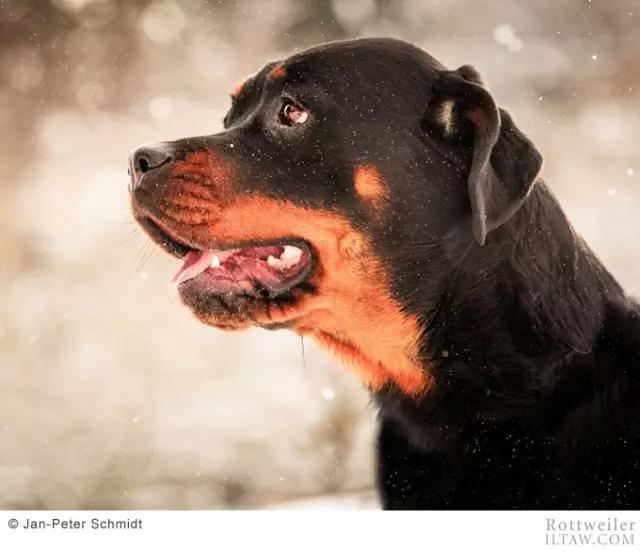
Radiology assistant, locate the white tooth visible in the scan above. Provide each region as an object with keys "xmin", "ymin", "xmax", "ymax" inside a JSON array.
[
  {"xmin": 267, "ymin": 255, "xmax": 279, "ymax": 267},
  {"xmin": 281, "ymin": 245, "xmax": 302, "ymax": 263},
  {"xmin": 211, "ymin": 255, "xmax": 221, "ymax": 268}
]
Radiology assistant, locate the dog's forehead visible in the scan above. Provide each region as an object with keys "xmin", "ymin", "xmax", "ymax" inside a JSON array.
[
  {"xmin": 248, "ymin": 39, "xmax": 446, "ymax": 109},
  {"xmin": 283, "ymin": 38, "xmax": 446, "ymax": 83},
  {"xmin": 230, "ymin": 39, "xmax": 445, "ymax": 110}
]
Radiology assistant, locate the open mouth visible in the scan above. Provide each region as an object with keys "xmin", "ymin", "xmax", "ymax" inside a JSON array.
[
  {"xmin": 172, "ymin": 243, "xmax": 312, "ymax": 296},
  {"xmin": 138, "ymin": 216, "xmax": 314, "ymax": 297}
]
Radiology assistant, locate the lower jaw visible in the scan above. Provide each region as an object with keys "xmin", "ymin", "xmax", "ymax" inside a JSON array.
[
  {"xmin": 178, "ymin": 273, "xmax": 255, "ymax": 296},
  {"xmin": 179, "ymin": 289, "xmax": 253, "ymax": 330},
  {"xmin": 177, "ymin": 276, "xmax": 305, "ymax": 329}
]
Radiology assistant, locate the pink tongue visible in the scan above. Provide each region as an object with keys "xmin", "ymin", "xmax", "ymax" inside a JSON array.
[{"xmin": 171, "ymin": 250, "xmax": 214, "ymax": 285}]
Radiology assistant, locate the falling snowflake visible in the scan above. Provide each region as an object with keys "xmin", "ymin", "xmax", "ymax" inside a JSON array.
[
  {"xmin": 493, "ymin": 24, "xmax": 524, "ymax": 52},
  {"xmin": 322, "ymin": 387, "xmax": 335, "ymax": 400}
]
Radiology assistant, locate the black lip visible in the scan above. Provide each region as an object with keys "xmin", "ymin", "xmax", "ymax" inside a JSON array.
[{"xmin": 136, "ymin": 216, "xmax": 193, "ymax": 258}]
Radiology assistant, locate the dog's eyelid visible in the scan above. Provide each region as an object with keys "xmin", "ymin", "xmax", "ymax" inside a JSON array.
[{"xmin": 280, "ymin": 93, "xmax": 308, "ymax": 108}]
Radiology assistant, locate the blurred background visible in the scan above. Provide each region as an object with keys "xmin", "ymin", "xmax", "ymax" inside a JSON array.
[{"xmin": 0, "ymin": 0, "xmax": 638, "ymax": 509}]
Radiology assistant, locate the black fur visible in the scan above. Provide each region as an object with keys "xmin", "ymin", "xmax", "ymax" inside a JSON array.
[{"xmin": 377, "ymin": 181, "xmax": 640, "ymax": 508}]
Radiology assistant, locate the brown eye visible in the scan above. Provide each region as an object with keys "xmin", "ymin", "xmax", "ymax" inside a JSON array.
[{"xmin": 280, "ymin": 100, "xmax": 308, "ymax": 126}]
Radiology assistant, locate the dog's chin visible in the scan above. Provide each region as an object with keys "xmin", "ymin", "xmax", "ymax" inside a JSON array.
[{"xmin": 177, "ymin": 277, "xmax": 308, "ymax": 331}]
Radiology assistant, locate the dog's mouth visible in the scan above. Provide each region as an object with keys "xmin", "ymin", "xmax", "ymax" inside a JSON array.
[
  {"xmin": 172, "ymin": 243, "xmax": 312, "ymax": 296},
  {"xmin": 138, "ymin": 216, "xmax": 314, "ymax": 297}
]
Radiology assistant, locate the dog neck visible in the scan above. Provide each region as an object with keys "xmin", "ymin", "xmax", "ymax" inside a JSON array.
[{"xmin": 384, "ymin": 182, "xmax": 624, "ymax": 419}]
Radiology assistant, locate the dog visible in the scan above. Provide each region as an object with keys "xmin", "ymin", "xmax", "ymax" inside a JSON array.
[{"xmin": 129, "ymin": 38, "xmax": 640, "ymax": 509}]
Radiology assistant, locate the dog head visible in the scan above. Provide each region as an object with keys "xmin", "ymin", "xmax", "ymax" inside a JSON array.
[{"xmin": 130, "ymin": 38, "xmax": 542, "ymax": 395}]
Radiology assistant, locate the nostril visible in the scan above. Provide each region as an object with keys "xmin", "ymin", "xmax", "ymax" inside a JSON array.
[
  {"xmin": 129, "ymin": 144, "xmax": 173, "ymax": 189},
  {"xmin": 134, "ymin": 148, "xmax": 171, "ymax": 172},
  {"xmin": 137, "ymin": 156, "xmax": 151, "ymax": 174}
]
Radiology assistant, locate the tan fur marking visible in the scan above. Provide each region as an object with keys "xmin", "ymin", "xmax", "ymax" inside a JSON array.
[
  {"xmin": 231, "ymin": 80, "xmax": 245, "ymax": 97},
  {"xmin": 354, "ymin": 165, "xmax": 388, "ymax": 217},
  {"xmin": 267, "ymin": 63, "xmax": 287, "ymax": 81}
]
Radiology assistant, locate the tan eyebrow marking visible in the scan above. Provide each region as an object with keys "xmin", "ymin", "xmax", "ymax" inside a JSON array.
[
  {"xmin": 231, "ymin": 80, "xmax": 245, "ymax": 98},
  {"xmin": 267, "ymin": 63, "xmax": 287, "ymax": 81}
]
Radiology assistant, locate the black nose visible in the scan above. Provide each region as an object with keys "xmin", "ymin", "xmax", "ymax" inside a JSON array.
[{"xmin": 128, "ymin": 144, "xmax": 172, "ymax": 190}]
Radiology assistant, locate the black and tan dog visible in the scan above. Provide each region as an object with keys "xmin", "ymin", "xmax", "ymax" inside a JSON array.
[{"xmin": 129, "ymin": 38, "xmax": 640, "ymax": 509}]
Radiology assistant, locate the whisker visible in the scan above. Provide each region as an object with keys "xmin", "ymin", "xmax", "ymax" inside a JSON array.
[
  {"xmin": 136, "ymin": 243, "xmax": 156, "ymax": 273},
  {"xmin": 132, "ymin": 242, "xmax": 151, "ymax": 273},
  {"xmin": 300, "ymin": 335, "xmax": 307, "ymax": 372}
]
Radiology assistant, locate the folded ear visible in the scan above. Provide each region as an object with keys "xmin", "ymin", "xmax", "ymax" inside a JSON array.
[{"xmin": 429, "ymin": 65, "xmax": 543, "ymax": 245}]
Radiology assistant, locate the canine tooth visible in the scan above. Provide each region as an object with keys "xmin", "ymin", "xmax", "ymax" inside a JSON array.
[
  {"xmin": 281, "ymin": 245, "xmax": 302, "ymax": 264},
  {"xmin": 267, "ymin": 255, "xmax": 279, "ymax": 267},
  {"xmin": 211, "ymin": 255, "xmax": 221, "ymax": 268}
]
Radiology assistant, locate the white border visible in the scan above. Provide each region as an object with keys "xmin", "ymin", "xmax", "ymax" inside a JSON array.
[{"xmin": 1, "ymin": 510, "xmax": 639, "ymax": 550}]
